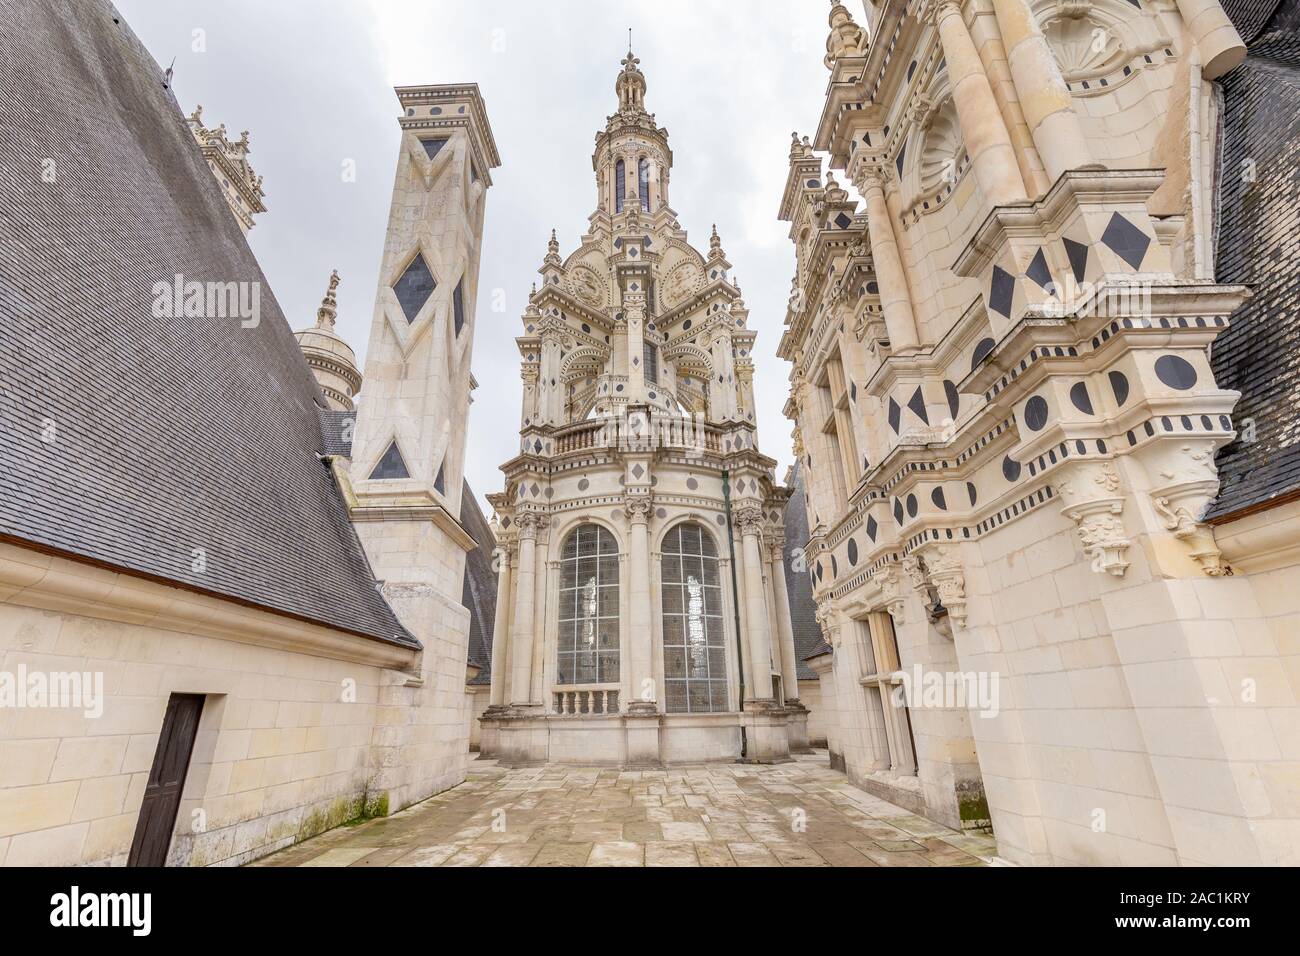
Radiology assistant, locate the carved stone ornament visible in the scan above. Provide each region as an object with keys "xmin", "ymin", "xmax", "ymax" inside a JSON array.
[
  {"xmin": 1056, "ymin": 461, "xmax": 1130, "ymax": 577},
  {"xmin": 874, "ymin": 564, "xmax": 907, "ymax": 623}
]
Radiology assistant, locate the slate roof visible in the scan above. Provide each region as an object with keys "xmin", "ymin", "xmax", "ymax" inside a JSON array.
[
  {"xmin": 0, "ymin": 0, "xmax": 414, "ymax": 647},
  {"xmin": 783, "ymin": 462, "xmax": 823, "ymax": 681},
  {"xmin": 1207, "ymin": 0, "xmax": 1300, "ymax": 521},
  {"xmin": 459, "ymin": 481, "xmax": 498, "ymax": 686}
]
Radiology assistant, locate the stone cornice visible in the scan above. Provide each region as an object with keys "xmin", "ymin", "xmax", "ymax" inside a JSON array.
[{"xmin": 0, "ymin": 542, "xmax": 420, "ymax": 668}]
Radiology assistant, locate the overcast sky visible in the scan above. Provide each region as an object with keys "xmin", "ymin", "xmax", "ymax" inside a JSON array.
[{"xmin": 117, "ymin": 0, "xmax": 849, "ymax": 510}]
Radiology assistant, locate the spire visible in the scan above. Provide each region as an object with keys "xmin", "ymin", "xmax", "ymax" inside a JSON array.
[
  {"xmin": 544, "ymin": 228, "xmax": 562, "ymax": 267},
  {"xmin": 616, "ymin": 45, "xmax": 647, "ymax": 113},
  {"xmin": 825, "ymin": 1, "xmax": 868, "ymax": 70},
  {"xmin": 316, "ymin": 269, "xmax": 340, "ymax": 329},
  {"xmin": 707, "ymin": 223, "xmax": 727, "ymax": 263}
]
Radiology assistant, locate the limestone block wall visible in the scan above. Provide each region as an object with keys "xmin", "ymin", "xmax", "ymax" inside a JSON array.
[{"xmin": 0, "ymin": 551, "xmax": 433, "ymax": 866}]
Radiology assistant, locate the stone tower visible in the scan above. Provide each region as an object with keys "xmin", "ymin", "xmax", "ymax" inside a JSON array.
[
  {"xmin": 346, "ymin": 83, "xmax": 500, "ymax": 806},
  {"xmin": 185, "ymin": 105, "xmax": 266, "ymax": 232},
  {"xmin": 481, "ymin": 52, "xmax": 803, "ymax": 768},
  {"xmin": 294, "ymin": 270, "xmax": 363, "ymax": 411}
]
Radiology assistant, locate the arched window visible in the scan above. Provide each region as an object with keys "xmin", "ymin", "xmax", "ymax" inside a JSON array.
[
  {"xmin": 557, "ymin": 525, "xmax": 620, "ymax": 685},
  {"xmin": 660, "ymin": 523, "xmax": 726, "ymax": 713},
  {"xmin": 638, "ymin": 157, "xmax": 651, "ymax": 211},
  {"xmin": 614, "ymin": 159, "xmax": 626, "ymax": 213}
]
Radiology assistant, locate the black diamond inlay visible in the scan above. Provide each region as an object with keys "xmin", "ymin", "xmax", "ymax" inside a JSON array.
[
  {"xmin": 907, "ymin": 386, "xmax": 929, "ymax": 425},
  {"xmin": 1101, "ymin": 213, "xmax": 1150, "ymax": 270},
  {"xmin": 834, "ymin": 212, "xmax": 852, "ymax": 229},
  {"xmin": 893, "ymin": 498, "xmax": 904, "ymax": 524},
  {"xmin": 944, "ymin": 379, "xmax": 959, "ymax": 420},
  {"xmin": 433, "ymin": 463, "xmax": 446, "ymax": 494},
  {"xmin": 1026, "ymin": 247, "xmax": 1055, "ymax": 296},
  {"xmin": 1063, "ymin": 236, "xmax": 1089, "ymax": 284},
  {"xmin": 420, "ymin": 137, "xmax": 448, "ymax": 160},
  {"xmin": 888, "ymin": 397, "xmax": 901, "ymax": 434},
  {"xmin": 989, "ymin": 265, "xmax": 1015, "ymax": 319},
  {"xmin": 866, "ymin": 514, "xmax": 878, "ymax": 541}
]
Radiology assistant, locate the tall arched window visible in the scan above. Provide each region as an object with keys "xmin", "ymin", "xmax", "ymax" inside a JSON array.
[
  {"xmin": 660, "ymin": 523, "xmax": 726, "ymax": 713},
  {"xmin": 614, "ymin": 159, "xmax": 626, "ymax": 213},
  {"xmin": 557, "ymin": 525, "xmax": 620, "ymax": 684},
  {"xmin": 638, "ymin": 157, "xmax": 651, "ymax": 211}
]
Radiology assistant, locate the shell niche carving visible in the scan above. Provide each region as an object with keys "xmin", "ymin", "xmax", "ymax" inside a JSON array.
[
  {"xmin": 918, "ymin": 98, "xmax": 963, "ymax": 195},
  {"xmin": 1043, "ymin": 15, "xmax": 1126, "ymax": 81}
]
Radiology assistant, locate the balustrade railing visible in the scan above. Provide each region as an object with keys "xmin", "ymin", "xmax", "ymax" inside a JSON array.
[{"xmin": 552, "ymin": 684, "xmax": 621, "ymax": 715}]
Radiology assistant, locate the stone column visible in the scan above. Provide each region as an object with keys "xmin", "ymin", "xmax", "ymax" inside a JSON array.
[
  {"xmin": 928, "ymin": 0, "xmax": 1027, "ymax": 205},
  {"xmin": 988, "ymin": 0, "xmax": 1093, "ymax": 182},
  {"xmin": 768, "ymin": 537, "xmax": 800, "ymax": 702},
  {"xmin": 625, "ymin": 497, "xmax": 656, "ymax": 712},
  {"xmin": 736, "ymin": 506, "xmax": 776, "ymax": 701},
  {"xmin": 509, "ymin": 513, "xmax": 540, "ymax": 707},
  {"xmin": 1173, "ymin": 0, "xmax": 1246, "ymax": 79},
  {"xmin": 488, "ymin": 547, "xmax": 512, "ymax": 707},
  {"xmin": 855, "ymin": 168, "xmax": 921, "ymax": 354}
]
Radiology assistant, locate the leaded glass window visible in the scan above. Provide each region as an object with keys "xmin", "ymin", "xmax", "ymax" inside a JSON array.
[
  {"xmin": 638, "ymin": 157, "xmax": 650, "ymax": 211},
  {"xmin": 615, "ymin": 159, "xmax": 626, "ymax": 213},
  {"xmin": 643, "ymin": 341, "xmax": 658, "ymax": 385},
  {"xmin": 393, "ymin": 253, "xmax": 436, "ymax": 323},
  {"xmin": 660, "ymin": 523, "xmax": 727, "ymax": 713},
  {"xmin": 556, "ymin": 525, "xmax": 620, "ymax": 685},
  {"xmin": 453, "ymin": 280, "xmax": 466, "ymax": 336}
]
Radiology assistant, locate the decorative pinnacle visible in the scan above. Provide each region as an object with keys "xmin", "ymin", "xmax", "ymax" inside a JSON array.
[{"xmin": 316, "ymin": 269, "xmax": 340, "ymax": 329}]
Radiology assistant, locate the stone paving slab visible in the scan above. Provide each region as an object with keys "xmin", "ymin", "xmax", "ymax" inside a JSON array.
[{"xmin": 255, "ymin": 753, "xmax": 997, "ymax": 868}]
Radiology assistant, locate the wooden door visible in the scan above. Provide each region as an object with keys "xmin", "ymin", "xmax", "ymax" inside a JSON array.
[{"xmin": 127, "ymin": 693, "xmax": 205, "ymax": 867}]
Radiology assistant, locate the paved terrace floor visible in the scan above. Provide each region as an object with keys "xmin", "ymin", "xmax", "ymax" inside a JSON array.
[{"xmin": 254, "ymin": 752, "xmax": 997, "ymax": 867}]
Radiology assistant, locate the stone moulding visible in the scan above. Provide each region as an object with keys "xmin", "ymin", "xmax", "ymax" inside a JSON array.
[{"xmin": 0, "ymin": 542, "xmax": 420, "ymax": 669}]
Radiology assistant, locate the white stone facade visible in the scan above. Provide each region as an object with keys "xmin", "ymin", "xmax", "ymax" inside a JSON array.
[
  {"xmin": 480, "ymin": 53, "xmax": 805, "ymax": 768},
  {"xmin": 781, "ymin": 0, "xmax": 1300, "ymax": 865}
]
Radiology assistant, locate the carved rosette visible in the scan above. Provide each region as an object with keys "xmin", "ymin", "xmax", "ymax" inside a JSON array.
[{"xmin": 1056, "ymin": 461, "xmax": 1130, "ymax": 577}]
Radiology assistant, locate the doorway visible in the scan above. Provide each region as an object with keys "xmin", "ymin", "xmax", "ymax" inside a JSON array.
[{"xmin": 127, "ymin": 693, "xmax": 205, "ymax": 866}]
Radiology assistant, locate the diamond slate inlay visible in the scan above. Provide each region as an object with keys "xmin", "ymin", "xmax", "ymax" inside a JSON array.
[
  {"xmin": 1100, "ymin": 212, "xmax": 1151, "ymax": 270},
  {"xmin": 989, "ymin": 265, "xmax": 1015, "ymax": 319},
  {"xmin": 1025, "ymin": 247, "xmax": 1056, "ymax": 295},
  {"xmin": 888, "ymin": 396, "xmax": 902, "ymax": 433},
  {"xmin": 394, "ymin": 252, "xmax": 436, "ymax": 323},
  {"xmin": 1063, "ymin": 236, "xmax": 1089, "ymax": 284},
  {"xmin": 907, "ymin": 386, "xmax": 929, "ymax": 425}
]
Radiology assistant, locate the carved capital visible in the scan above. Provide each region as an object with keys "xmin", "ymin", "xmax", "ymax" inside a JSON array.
[
  {"xmin": 1056, "ymin": 461, "xmax": 1131, "ymax": 577},
  {"xmin": 624, "ymin": 495, "xmax": 653, "ymax": 523},
  {"xmin": 734, "ymin": 506, "xmax": 765, "ymax": 536}
]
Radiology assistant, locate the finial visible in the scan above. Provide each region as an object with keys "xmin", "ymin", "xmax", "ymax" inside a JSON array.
[
  {"xmin": 316, "ymin": 269, "xmax": 340, "ymax": 329},
  {"xmin": 628, "ymin": 27, "xmax": 633, "ymax": 55},
  {"xmin": 163, "ymin": 57, "xmax": 175, "ymax": 88}
]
